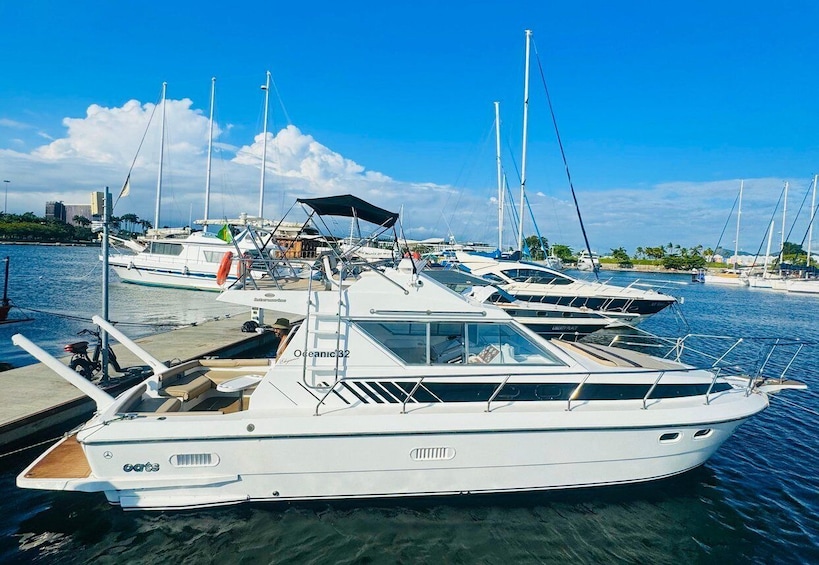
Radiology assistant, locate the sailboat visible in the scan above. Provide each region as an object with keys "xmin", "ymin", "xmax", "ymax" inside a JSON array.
[
  {"xmin": 107, "ymin": 74, "xmax": 304, "ymax": 291},
  {"xmin": 704, "ymin": 180, "xmax": 749, "ymax": 286},
  {"xmin": 784, "ymin": 174, "xmax": 819, "ymax": 294},
  {"xmin": 746, "ymin": 219, "xmax": 780, "ymax": 289}
]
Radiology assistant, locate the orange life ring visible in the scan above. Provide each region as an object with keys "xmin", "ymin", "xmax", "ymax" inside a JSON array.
[
  {"xmin": 235, "ymin": 253, "xmax": 252, "ymax": 277},
  {"xmin": 216, "ymin": 251, "xmax": 233, "ymax": 285}
]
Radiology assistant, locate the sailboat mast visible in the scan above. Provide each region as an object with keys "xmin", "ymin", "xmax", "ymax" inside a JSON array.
[
  {"xmin": 763, "ymin": 220, "xmax": 774, "ymax": 274},
  {"xmin": 154, "ymin": 82, "xmax": 167, "ymax": 230},
  {"xmin": 203, "ymin": 77, "xmax": 216, "ymax": 232},
  {"xmin": 494, "ymin": 101, "xmax": 503, "ymax": 251},
  {"xmin": 259, "ymin": 71, "xmax": 271, "ymax": 220},
  {"xmin": 518, "ymin": 29, "xmax": 532, "ymax": 253},
  {"xmin": 780, "ymin": 181, "xmax": 789, "ymax": 265},
  {"xmin": 808, "ymin": 174, "xmax": 817, "ymax": 269},
  {"xmin": 734, "ymin": 180, "xmax": 743, "ymax": 270}
]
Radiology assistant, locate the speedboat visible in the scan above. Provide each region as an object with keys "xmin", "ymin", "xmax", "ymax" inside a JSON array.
[
  {"xmin": 455, "ymin": 252, "xmax": 676, "ymax": 324},
  {"xmin": 11, "ymin": 195, "xmax": 809, "ymax": 511}
]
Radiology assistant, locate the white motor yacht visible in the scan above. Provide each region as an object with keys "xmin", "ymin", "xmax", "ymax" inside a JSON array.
[
  {"xmin": 455, "ymin": 252, "xmax": 676, "ymax": 324},
  {"xmin": 12, "ymin": 196, "xmax": 809, "ymax": 511},
  {"xmin": 107, "ymin": 224, "xmax": 314, "ymax": 292},
  {"xmin": 576, "ymin": 250, "xmax": 600, "ymax": 271},
  {"xmin": 13, "ymin": 197, "xmax": 805, "ymax": 510},
  {"xmin": 12, "ymin": 253, "xmax": 809, "ymax": 510},
  {"xmin": 423, "ymin": 267, "xmax": 614, "ymax": 340}
]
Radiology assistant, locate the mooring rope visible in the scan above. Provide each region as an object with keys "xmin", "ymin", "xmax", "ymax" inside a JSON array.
[{"xmin": 770, "ymin": 393, "xmax": 819, "ymax": 418}]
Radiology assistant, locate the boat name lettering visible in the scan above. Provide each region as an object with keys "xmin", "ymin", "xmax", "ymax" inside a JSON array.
[
  {"xmin": 293, "ymin": 349, "xmax": 350, "ymax": 358},
  {"xmin": 123, "ymin": 462, "xmax": 160, "ymax": 473},
  {"xmin": 252, "ymin": 298, "xmax": 286, "ymax": 303}
]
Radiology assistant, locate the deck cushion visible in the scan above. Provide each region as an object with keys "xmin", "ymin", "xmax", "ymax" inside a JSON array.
[{"xmin": 163, "ymin": 375, "xmax": 213, "ymax": 400}]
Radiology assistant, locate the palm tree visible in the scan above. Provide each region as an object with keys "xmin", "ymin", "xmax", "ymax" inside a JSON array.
[
  {"xmin": 73, "ymin": 215, "xmax": 91, "ymax": 227},
  {"xmin": 120, "ymin": 213, "xmax": 139, "ymax": 233}
]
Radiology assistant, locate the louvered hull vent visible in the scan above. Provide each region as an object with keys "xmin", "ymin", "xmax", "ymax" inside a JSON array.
[
  {"xmin": 170, "ymin": 453, "xmax": 220, "ymax": 467},
  {"xmin": 410, "ymin": 447, "xmax": 455, "ymax": 461}
]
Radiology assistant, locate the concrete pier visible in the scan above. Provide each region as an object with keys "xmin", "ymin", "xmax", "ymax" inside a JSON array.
[{"xmin": 0, "ymin": 313, "xmax": 277, "ymax": 450}]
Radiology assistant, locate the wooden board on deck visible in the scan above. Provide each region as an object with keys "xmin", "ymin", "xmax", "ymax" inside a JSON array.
[{"xmin": 25, "ymin": 435, "xmax": 91, "ymax": 479}]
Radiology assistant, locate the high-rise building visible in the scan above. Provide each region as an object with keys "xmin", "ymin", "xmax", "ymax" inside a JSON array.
[{"xmin": 45, "ymin": 201, "xmax": 66, "ymax": 222}]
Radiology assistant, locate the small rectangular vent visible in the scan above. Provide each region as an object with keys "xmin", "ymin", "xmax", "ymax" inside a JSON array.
[
  {"xmin": 411, "ymin": 447, "xmax": 455, "ymax": 461},
  {"xmin": 170, "ymin": 453, "xmax": 219, "ymax": 467}
]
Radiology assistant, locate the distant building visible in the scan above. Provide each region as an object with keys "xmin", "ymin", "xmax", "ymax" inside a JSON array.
[
  {"xmin": 45, "ymin": 192, "xmax": 104, "ymax": 226},
  {"xmin": 45, "ymin": 201, "xmax": 67, "ymax": 222},
  {"xmin": 64, "ymin": 204, "xmax": 93, "ymax": 226}
]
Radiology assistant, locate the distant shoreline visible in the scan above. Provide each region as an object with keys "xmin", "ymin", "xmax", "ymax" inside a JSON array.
[{"xmin": 0, "ymin": 241, "xmax": 99, "ymax": 247}]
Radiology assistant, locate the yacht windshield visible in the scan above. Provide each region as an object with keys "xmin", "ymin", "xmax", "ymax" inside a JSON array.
[
  {"xmin": 500, "ymin": 268, "xmax": 573, "ymax": 285},
  {"xmin": 356, "ymin": 320, "xmax": 565, "ymax": 366}
]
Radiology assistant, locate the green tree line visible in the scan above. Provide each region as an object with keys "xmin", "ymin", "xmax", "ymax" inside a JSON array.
[
  {"xmin": 480, "ymin": 238, "xmax": 811, "ymax": 271},
  {"xmin": 0, "ymin": 211, "xmax": 151, "ymax": 243}
]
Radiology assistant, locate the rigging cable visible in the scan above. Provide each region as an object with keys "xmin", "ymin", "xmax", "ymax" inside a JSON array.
[
  {"xmin": 532, "ymin": 38, "xmax": 598, "ymax": 279},
  {"xmin": 749, "ymin": 185, "xmax": 785, "ymax": 268},
  {"xmin": 711, "ymin": 189, "xmax": 740, "ymax": 260},
  {"xmin": 114, "ymin": 84, "xmax": 163, "ymax": 211}
]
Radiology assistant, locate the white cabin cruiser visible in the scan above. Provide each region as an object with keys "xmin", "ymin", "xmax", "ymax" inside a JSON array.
[
  {"xmin": 455, "ymin": 252, "xmax": 676, "ymax": 324},
  {"xmin": 13, "ymin": 263, "xmax": 809, "ymax": 509},
  {"xmin": 576, "ymin": 250, "xmax": 600, "ymax": 271},
  {"xmin": 106, "ymin": 222, "xmax": 316, "ymax": 292}
]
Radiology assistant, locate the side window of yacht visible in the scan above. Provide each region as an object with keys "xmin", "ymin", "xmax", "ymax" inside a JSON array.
[
  {"xmin": 356, "ymin": 321, "xmax": 468, "ymax": 365},
  {"xmin": 203, "ymin": 251, "xmax": 226, "ymax": 263},
  {"xmin": 148, "ymin": 242, "xmax": 183, "ymax": 256},
  {"xmin": 429, "ymin": 322, "xmax": 466, "ymax": 364},
  {"xmin": 356, "ymin": 322, "xmax": 428, "ymax": 364},
  {"xmin": 467, "ymin": 323, "xmax": 564, "ymax": 365}
]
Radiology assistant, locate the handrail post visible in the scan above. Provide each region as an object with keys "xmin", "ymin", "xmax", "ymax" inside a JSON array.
[
  {"xmin": 779, "ymin": 343, "xmax": 803, "ymax": 381},
  {"xmin": 567, "ymin": 373, "xmax": 591, "ymax": 411},
  {"xmin": 314, "ymin": 381, "xmax": 338, "ymax": 416},
  {"xmin": 704, "ymin": 367, "xmax": 721, "ymax": 405},
  {"xmin": 402, "ymin": 377, "xmax": 424, "ymax": 414},
  {"xmin": 486, "ymin": 374, "xmax": 511, "ymax": 412},
  {"xmin": 642, "ymin": 371, "xmax": 665, "ymax": 409}
]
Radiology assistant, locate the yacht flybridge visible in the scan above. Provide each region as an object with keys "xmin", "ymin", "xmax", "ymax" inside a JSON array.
[{"xmin": 12, "ymin": 196, "xmax": 809, "ymax": 511}]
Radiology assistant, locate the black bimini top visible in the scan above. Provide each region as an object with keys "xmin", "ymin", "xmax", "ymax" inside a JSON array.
[{"xmin": 297, "ymin": 195, "xmax": 399, "ymax": 228}]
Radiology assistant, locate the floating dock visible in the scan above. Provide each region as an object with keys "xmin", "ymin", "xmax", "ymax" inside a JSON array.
[{"xmin": 0, "ymin": 314, "xmax": 276, "ymax": 450}]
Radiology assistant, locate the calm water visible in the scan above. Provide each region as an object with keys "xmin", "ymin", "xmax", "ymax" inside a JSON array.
[{"xmin": 1, "ymin": 248, "xmax": 818, "ymax": 564}]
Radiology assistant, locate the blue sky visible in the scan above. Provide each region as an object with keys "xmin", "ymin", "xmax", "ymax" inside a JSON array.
[{"xmin": 2, "ymin": 0, "xmax": 819, "ymax": 253}]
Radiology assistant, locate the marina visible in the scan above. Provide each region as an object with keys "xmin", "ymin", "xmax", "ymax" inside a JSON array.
[
  {"xmin": 0, "ymin": 240, "xmax": 814, "ymax": 561},
  {"xmin": 2, "ymin": 7, "xmax": 819, "ymax": 561}
]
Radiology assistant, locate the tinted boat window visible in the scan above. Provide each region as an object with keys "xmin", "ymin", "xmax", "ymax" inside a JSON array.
[
  {"xmin": 500, "ymin": 268, "xmax": 572, "ymax": 285},
  {"xmin": 356, "ymin": 321, "xmax": 565, "ymax": 366},
  {"xmin": 147, "ymin": 242, "xmax": 183, "ymax": 256}
]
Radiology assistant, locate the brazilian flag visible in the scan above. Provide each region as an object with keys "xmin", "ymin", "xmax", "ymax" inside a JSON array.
[{"xmin": 217, "ymin": 224, "xmax": 232, "ymax": 243}]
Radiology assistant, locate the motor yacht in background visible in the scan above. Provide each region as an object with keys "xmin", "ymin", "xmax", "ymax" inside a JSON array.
[
  {"xmin": 423, "ymin": 268, "xmax": 615, "ymax": 340},
  {"xmin": 454, "ymin": 252, "xmax": 676, "ymax": 324},
  {"xmin": 107, "ymin": 220, "xmax": 314, "ymax": 291},
  {"xmin": 575, "ymin": 250, "xmax": 600, "ymax": 271}
]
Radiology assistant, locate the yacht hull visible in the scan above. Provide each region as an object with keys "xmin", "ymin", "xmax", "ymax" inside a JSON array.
[
  {"xmin": 109, "ymin": 262, "xmax": 230, "ymax": 291},
  {"xmin": 19, "ymin": 406, "xmax": 758, "ymax": 510}
]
